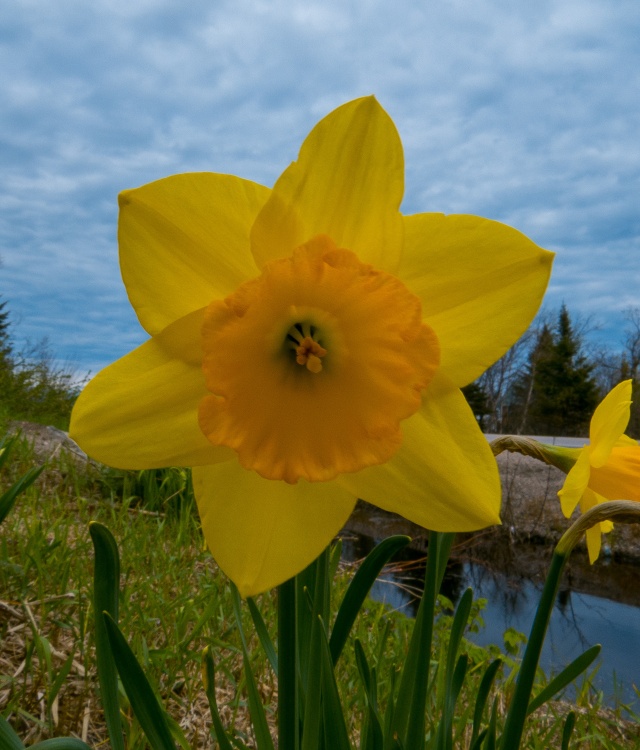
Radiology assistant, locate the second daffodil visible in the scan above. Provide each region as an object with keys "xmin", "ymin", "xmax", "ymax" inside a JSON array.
[
  {"xmin": 492, "ymin": 380, "xmax": 640, "ymax": 563},
  {"xmin": 557, "ymin": 379, "xmax": 640, "ymax": 562},
  {"xmin": 70, "ymin": 97, "xmax": 553, "ymax": 596}
]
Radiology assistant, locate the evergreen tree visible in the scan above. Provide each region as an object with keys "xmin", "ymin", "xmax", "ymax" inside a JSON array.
[
  {"xmin": 508, "ymin": 322, "xmax": 555, "ymax": 434},
  {"xmin": 525, "ymin": 305, "xmax": 599, "ymax": 436},
  {"xmin": 622, "ymin": 307, "xmax": 640, "ymax": 438},
  {"xmin": 461, "ymin": 382, "xmax": 490, "ymax": 430},
  {"xmin": 0, "ymin": 297, "xmax": 15, "ymax": 412},
  {"xmin": 0, "ymin": 297, "xmax": 12, "ymax": 363}
]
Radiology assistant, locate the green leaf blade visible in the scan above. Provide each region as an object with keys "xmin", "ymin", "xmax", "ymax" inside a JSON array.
[
  {"xmin": 527, "ymin": 644, "xmax": 601, "ymax": 715},
  {"xmin": 103, "ymin": 613, "xmax": 176, "ymax": 750},
  {"xmin": 330, "ymin": 535, "xmax": 410, "ymax": 665},
  {"xmin": 0, "ymin": 714, "xmax": 26, "ymax": 750},
  {"xmin": 202, "ymin": 648, "xmax": 235, "ymax": 750},
  {"xmin": 89, "ymin": 522, "xmax": 125, "ymax": 750},
  {"xmin": 0, "ymin": 464, "xmax": 45, "ymax": 525}
]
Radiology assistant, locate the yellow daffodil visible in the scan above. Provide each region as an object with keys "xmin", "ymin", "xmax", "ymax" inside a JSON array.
[
  {"xmin": 70, "ymin": 97, "xmax": 553, "ymax": 595},
  {"xmin": 557, "ymin": 379, "xmax": 640, "ymax": 562},
  {"xmin": 492, "ymin": 380, "xmax": 640, "ymax": 563}
]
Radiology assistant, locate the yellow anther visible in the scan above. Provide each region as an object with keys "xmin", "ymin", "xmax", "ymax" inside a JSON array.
[{"xmin": 295, "ymin": 336, "xmax": 327, "ymax": 373}]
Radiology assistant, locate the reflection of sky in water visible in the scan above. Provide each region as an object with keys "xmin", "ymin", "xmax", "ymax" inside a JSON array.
[
  {"xmin": 340, "ymin": 536, "xmax": 640, "ymax": 711},
  {"xmin": 456, "ymin": 564, "xmax": 640, "ymax": 711}
]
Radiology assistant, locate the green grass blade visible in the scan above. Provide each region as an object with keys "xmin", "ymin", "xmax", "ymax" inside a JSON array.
[
  {"xmin": 527, "ymin": 644, "xmax": 601, "ymax": 715},
  {"xmin": 277, "ymin": 577, "xmax": 298, "ymax": 750},
  {"xmin": 440, "ymin": 588, "xmax": 473, "ymax": 748},
  {"xmin": 0, "ymin": 464, "xmax": 45, "ymax": 524},
  {"xmin": 330, "ymin": 538, "xmax": 343, "ymax": 580},
  {"xmin": 27, "ymin": 740, "xmax": 93, "ymax": 750},
  {"xmin": 354, "ymin": 640, "xmax": 383, "ymax": 750},
  {"xmin": 300, "ymin": 616, "xmax": 322, "ymax": 750},
  {"xmin": 103, "ymin": 613, "xmax": 176, "ymax": 750},
  {"xmin": 163, "ymin": 714, "xmax": 191, "ymax": 750},
  {"xmin": 444, "ymin": 588, "xmax": 473, "ymax": 699},
  {"xmin": 177, "ymin": 595, "xmax": 220, "ymax": 650},
  {"xmin": 330, "ymin": 536, "xmax": 410, "ymax": 665},
  {"xmin": 47, "ymin": 651, "xmax": 75, "ymax": 710},
  {"xmin": 382, "ymin": 668, "xmax": 397, "ymax": 749},
  {"xmin": 202, "ymin": 648, "xmax": 235, "ymax": 750},
  {"xmin": 247, "ymin": 597, "xmax": 278, "ymax": 673},
  {"xmin": 561, "ymin": 711, "xmax": 577, "ymax": 750},
  {"xmin": 231, "ymin": 586, "xmax": 275, "ymax": 750},
  {"xmin": 470, "ymin": 659, "xmax": 501, "ymax": 747},
  {"xmin": 469, "ymin": 729, "xmax": 488, "ymax": 750},
  {"xmin": 436, "ymin": 652, "xmax": 469, "ymax": 750},
  {"xmin": 450, "ymin": 654, "xmax": 468, "ymax": 704},
  {"xmin": 318, "ymin": 619, "xmax": 351, "ymax": 750},
  {"xmin": 354, "ymin": 639, "xmax": 372, "ymax": 694},
  {"xmin": 301, "ymin": 558, "xmax": 329, "ymax": 750},
  {"xmin": 89, "ymin": 522, "xmax": 125, "ymax": 750},
  {"xmin": 434, "ymin": 534, "xmax": 455, "ymax": 590},
  {"xmin": 395, "ymin": 532, "xmax": 453, "ymax": 748},
  {"xmin": 500, "ymin": 551, "xmax": 568, "ymax": 749},
  {"xmin": 0, "ymin": 435, "xmax": 18, "ymax": 470},
  {"xmin": 484, "ymin": 697, "xmax": 498, "ymax": 750},
  {"xmin": 0, "ymin": 714, "xmax": 26, "ymax": 750}
]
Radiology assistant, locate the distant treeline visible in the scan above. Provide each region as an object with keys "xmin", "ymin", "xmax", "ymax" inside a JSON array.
[
  {"xmin": 463, "ymin": 304, "xmax": 640, "ymax": 438},
  {"xmin": 0, "ymin": 296, "xmax": 83, "ymax": 429}
]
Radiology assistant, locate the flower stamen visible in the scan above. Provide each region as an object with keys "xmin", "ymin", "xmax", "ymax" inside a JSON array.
[
  {"xmin": 295, "ymin": 336, "xmax": 327, "ymax": 373},
  {"xmin": 286, "ymin": 323, "xmax": 327, "ymax": 373}
]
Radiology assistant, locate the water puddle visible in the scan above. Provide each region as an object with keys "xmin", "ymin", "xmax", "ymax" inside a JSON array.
[{"xmin": 340, "ymin": 531, "xmax": 640, "ymax": 711}]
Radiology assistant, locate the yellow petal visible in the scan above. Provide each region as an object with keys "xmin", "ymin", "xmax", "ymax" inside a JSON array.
[
  {"xmin": 579, "ymin": 488, "xmax": 608, "ymax": 563},
  {"xmin": 588, "ymin": 443, "xmax": 640, "ymax": 501},
  {"xmin": 70, "ymin": 309, "xmax": 233, "ymax": 469},
  {"xmin": 399, "ymin": 213, "xmax": 554, "ymax": 386},
  {"xmin": 192, "ymin": 463, "xmax": 356, "ymax": 596},
  {"xmin": 589, "ymin": 380, "xmax": 632, "ymax": 468},
  {"xmin": 250, "ymin": 97, "xmax": 404, "ymax": 272},
  {"xmin": 336, "ymin": 374, "xmax": 501, "ymax": 531},
  {"xmin": 557, "ymin": 448, "xmax": 591, "ymax": 517},
  {"xmin": 585, "ymin": 522, "xmax": 602, "ymax": 563},
  {"xmin": 119, "ymin": 173, "xmax": 269, "ymax": 335},
  {"xmin": 616, "ymin": 434, "xmax": 639, "ymax": 447}
]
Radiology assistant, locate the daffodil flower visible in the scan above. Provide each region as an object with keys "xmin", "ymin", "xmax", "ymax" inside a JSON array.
[
  {"xmin": 492, "ymin": 380, "xmax": 640, "ymax": 563},
  {"xmin": 70, "ymin": 97, "xmax": 552, "ymax": 595},
  {"xmin": 557, "ymin": 379, "xmax": 640, "ymax": 562}
]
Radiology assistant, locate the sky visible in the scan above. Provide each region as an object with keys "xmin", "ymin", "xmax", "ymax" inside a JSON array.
[{"xmin": 1, "ymin": 0, "xmax": 639, "ymax": 379}]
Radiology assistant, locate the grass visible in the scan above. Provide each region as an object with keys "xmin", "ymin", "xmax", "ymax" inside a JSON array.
[{"xmin": 1, "ymin": 428, "xmax": 639, "ymax": 749}]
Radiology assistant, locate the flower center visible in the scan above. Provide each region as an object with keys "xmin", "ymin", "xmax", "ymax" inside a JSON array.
[
  {"xmin": 287, "ymin": 323, "xmax": 327, "ymax": 373},
  {"xmin": 198, "ymin": 234, "xmax": 440, "ymax": 483}
]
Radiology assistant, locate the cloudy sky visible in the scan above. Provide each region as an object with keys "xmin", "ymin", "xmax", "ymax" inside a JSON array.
[{"xmin": 2, "ymin": 0, "xmax": 639, "ymax": 378}]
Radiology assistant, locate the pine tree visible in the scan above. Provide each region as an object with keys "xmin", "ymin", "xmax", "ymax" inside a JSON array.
[
  {"xmin": 622, "ymin": 307, "xmax": 640, "ymax": 438},
  {"xmin": 0, "ymin": 297, "xmax": 11, "ymax": 362},
  {"xmin": 0, "ymin": 296, "xmax": 15, "ymax": 409},
  {"xmin": 508, "ymin": 322, "xmax": 555, "ymax": 434},
  {"xmin": 461, "ymin": 382, "xmax": 490, "ymax": 430},
  {"xmin": 525, "ymin": 305, "xmax": 599, "ymax": 436}
]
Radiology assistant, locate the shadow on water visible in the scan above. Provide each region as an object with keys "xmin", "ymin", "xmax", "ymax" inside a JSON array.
[{"xmin": 339, "ymin": 529, "xmax": 640, "ymax": 712}]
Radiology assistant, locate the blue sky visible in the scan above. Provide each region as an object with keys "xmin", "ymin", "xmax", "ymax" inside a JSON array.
[{"xmin": 1, "ymin": 0, "xmax": 639, "ymax": 378}]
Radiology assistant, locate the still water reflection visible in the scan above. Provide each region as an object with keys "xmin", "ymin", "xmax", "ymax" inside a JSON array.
[{"xmin": 340, "ymin": 533, "xmax": 640, "ymax": 711}]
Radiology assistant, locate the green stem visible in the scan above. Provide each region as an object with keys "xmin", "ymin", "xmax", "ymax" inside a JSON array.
[
  {"xmin": 500, "ymin": 551, "xmax": 567, "ymax": 749},
  {"xmin": 394, "ymin": 531, "xmax": 454, "ymax": 748},
  {"xmin": 278, "ymin": 576, "xmax": 298, "ymax": 750}
]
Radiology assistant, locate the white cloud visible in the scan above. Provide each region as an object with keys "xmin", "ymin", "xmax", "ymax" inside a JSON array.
[{"xmin": 1, "ymin": 0, "xmax": 639, "ymax": 376}]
